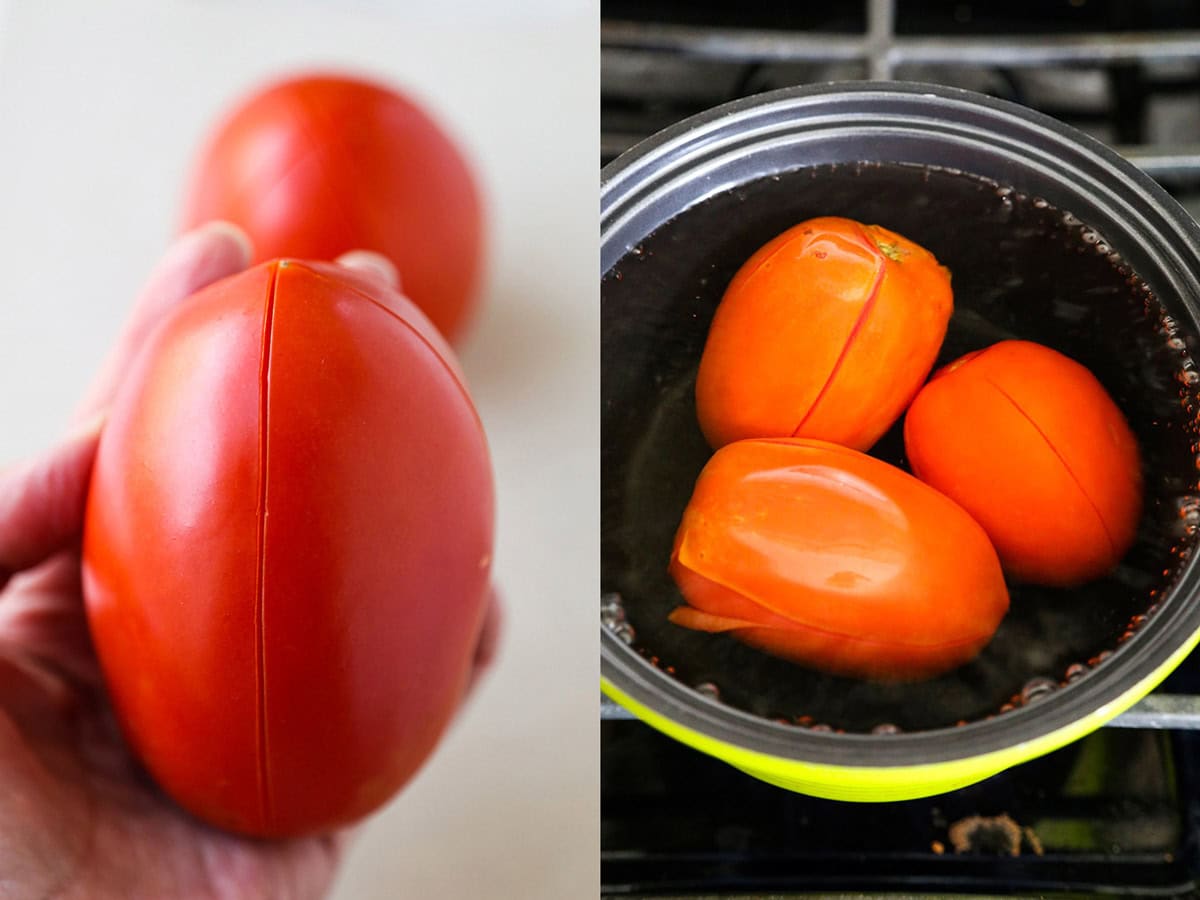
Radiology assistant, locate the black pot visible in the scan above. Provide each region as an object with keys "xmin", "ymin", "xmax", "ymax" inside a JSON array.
[{"xmin": 601, "ymin": 81, "xmax": 1200, "ymax": 800}]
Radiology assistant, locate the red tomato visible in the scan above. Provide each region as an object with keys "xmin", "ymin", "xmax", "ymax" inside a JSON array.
[
  {"xmin": 82, "ymin": 260, "xmax": 494, "ymax": 837},
  {"xmin": 668, "ymin": 438, "xmax": 1009, "ymax": 680},
  {"xmin": 695, "ymin": 217, "xmax": 953, "ymax": 451},
  {"xmin": 904, "ymin": 340, "xmax": 1142, "ymax": 587},
  {"xmin": 181, "ymin": 74, "xmax": 483, "ymax": 343}
]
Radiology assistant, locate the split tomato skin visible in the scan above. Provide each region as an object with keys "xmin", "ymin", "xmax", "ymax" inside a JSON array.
[
  {"xmin": 668, "ymin": 439, "xmax": 1009, "ymax": 681},
  {"xmin": 904, "ymin": 340, "xmax": 1142, "ymax": 587},
  {"xmin": 181, "ymin": 74, "xmax": 483, "ymax": 342},
  {"xmin": 82, "ymin": 260, "xmax": 493, "ymax": 837},
  {"xmin": 695, "ymin": 216, "xmax": 953, "ymax": 451}
]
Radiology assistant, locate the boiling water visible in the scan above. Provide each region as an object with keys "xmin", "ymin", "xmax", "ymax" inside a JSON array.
[{"xmin": 601, "ymin": 162, "xmax": 1200, "ymax": 733}]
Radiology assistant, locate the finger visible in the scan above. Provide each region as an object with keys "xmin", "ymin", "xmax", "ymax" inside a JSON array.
[
  {"xmin": 464, "ymin": 585, "xmax": 503, "ymax": 700},
  {"xmin": 335, "ymin": 250, "xmax": 400, "ymax": 290},
  {"xmin": 0, "ymin": 414, "xmax": 105, "ymax": 591},
  {"xmin": 74, "ymin": 221, "xmax": 253, "ymax": 424}
]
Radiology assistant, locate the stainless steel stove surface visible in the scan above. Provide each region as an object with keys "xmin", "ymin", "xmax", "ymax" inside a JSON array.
[{"xmin": 602, "ymin": 2, "xmax": 1200, "ymax": 896}]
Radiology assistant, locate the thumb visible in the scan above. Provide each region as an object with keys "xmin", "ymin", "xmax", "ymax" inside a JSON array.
[{"xmin": 0, "ymin": 413, "xmax": 106, "ymax": 591}]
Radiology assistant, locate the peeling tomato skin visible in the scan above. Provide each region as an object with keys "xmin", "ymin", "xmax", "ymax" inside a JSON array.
[
  {"xmin": 668, "ymin": 438, "xmax": 1009, "ymax": 681},
  {"xmin": 905, "ymin": 340, "xmax": 1142, "ymax": 587},
  {"xmin": 82, "ymin": 260, "xmax": 494, "ymax": 837},
  {"xmin": 695, "ymin": 217, "xmax": 953, "ymax": 451}
]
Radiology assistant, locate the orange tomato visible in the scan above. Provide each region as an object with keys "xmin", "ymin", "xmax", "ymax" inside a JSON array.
[
  {"xmin": 180, "ymin": 74, "xmax": 483, "ymax": 343},
  {"xmin": 668, "ymin": 438, "xmax": 1009, "ymax": 680},
  {"xmin": 82, "ymin": 260, "xmax": 493, "ymax": 837},
  {"xmin": 695, "ymin": 216, "xmax": 953, "ymax": 451},
  {"xmin": 904, "ymin": 340, "xmax": 1142, "ymax": 587}
]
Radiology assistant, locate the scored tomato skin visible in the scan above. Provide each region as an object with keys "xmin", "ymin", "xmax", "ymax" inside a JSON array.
[
  {"xmin": 82, "ymin": 260, "xmax": 493, "ymax": 837},
  {"xmin": 904, "ymin": 340, "xmax": 1142, "ymax": 587},
  {"xmin": 695, "ymin": 216, "xmax": 953, "ymax": 451},
  {"xmin": 668, "ymin": 438, "xmax": 1009, "ymax": 681},
  {"xmin": 181, "ymin": 74, "xmax": 483, "ymax": 343}
]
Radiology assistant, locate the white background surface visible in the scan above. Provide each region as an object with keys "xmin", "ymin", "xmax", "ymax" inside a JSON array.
[{"xmin": 0, "ymin": 1, "xmax": 598, "ymax": 897}]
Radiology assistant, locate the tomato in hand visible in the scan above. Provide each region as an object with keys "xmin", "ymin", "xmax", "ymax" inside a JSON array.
[
  {"xmin": 82, "ymin": 260, "xmax": 494, "ymax": 837},
  {"xmin": 180, "ymin": 74, "xmax": 483, "ymax": 343},
  {"xmin": 695, "ymin": 217, "xmax": 953, "ymax": 451},
  {"xmin": 904, "ymin": 340, "xmax": 1142, "ymax": 587},
  {"xmin": 668, "ymin": 438, "xmax": 1009, "ymax": 681}
]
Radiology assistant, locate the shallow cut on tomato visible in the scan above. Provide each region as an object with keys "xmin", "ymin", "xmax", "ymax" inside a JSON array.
[
  {"xmin": 181, "ymin": 73, "xmax": 483, "ymax": 342},
  {"xmin": 82, "ymin": 260, "xmax": 493, "ymax": 837},
  {"xmin": 668, "ymin": 438, "xmax": 1009, "ymax": 681},
  {"xmin": 904, "ymin": 339, "xmax": 1142, "ymax": 587},
  {"xmin": 695, "ymin": 216, "xmax": 953, "ymax": 451}
]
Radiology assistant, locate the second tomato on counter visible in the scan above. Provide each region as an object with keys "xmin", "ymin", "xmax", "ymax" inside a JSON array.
[
  {"xmin": 904, "ymin": 340, "xmax": 1142, "ymax": 587},
  {"xmin": 695, "ymin": 216, "xmax": 953, "ymax": 451},
  {"xmin": 668, "ymin": 438, "xmax": 1009, "ymax": 681},
  {"xmin": 180, "ymin": 74, "xmax": 483, "ymax": 343}
]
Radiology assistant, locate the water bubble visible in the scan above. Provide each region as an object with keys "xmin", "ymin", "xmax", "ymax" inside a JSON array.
[
  {"xmin": 1065, "ymin": 662, "xmax": 1087, "ymax": 683},
  {"xmin": 810, "ymin": 723, "xmax": 833, "ymax": 733},
  {"xmin": 600, "ymin": 592, "xmax": 626, "ymax": 628},
  {"xmin": 1180, "ymin": 370, "xmax": 1200, "ymax": 386},
  {"xmin": 694, "ymin": 682, "xmax": 721, "ymax": 701},
  {"xmin": 1020, "ymin": 677, "xmax": 1057, "ymax": 705},
  {"xmin": 1178, "ymin": 496, "xmax": 1200, "ymax": 525},
  {"xmin": 611, "ymin": 622, "xmax": 636, "ymax": 644},
  {"xmin": 1096, "ymin": 243, "xmax": 1111, "ymax": 255},
  {"xmin": 1081, "ymin": 230, "xmax": 1100, "ymax": 245},
  {"xmin": 871, "ymin": 723, "xmax": 902, "ymax": 735},
  {"xmin": 1168, "ymin": 337, "xmax": 1187, "ymax": 351},
  {"xmin": 1063, "ymin": 211, "xmax": 1081, "ymax": 227},
  {"xmin": 1033, "ymin": 197, "xmax": 1049, "ymax": 209}
]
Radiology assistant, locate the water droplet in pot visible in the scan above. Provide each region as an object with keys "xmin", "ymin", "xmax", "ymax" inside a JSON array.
[{"xmin": 1020, "ymin": 677, "xmax": 1057, "ymax": 705}]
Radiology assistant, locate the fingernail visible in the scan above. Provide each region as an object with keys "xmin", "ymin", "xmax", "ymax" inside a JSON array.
[
  {"xmin": 68, "ymin": 408, "xmax": 109, "ymax": 443},
  {"xmin": 192, "ymin": 220, "xmax": 254, "ymax": 268},
  {"xmin": 337, "ymin": 250, "xmax": 401, "ymax": 289}
]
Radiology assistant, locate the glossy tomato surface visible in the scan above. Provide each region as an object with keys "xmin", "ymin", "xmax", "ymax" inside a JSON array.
[
  {"xmin": 181, "ymin": 74, "xmax": 483, "ymax": 342},
  {"xmin": 695, "ymin": 216, "xmax": 953, "ymax": 451},
  {"xmin": 905, "ymin": 339, "xmax": 1142, "ymax": 587},
  {"xmin": 82, "ymin": 260, "xmax": 493, "ymax": 837},
  {"xmin": 668, "ymin": 438, "xmax": 1009, "ymax": 681}
]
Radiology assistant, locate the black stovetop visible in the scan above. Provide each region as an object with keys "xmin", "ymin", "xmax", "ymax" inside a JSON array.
[{"xmin": 602, "ymin": 2, "xmax": 1200, "ymax": 896}]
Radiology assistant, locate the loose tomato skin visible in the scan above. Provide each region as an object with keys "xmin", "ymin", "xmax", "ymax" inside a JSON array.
[
  {"xmin": 181, "ymin": 74, "xmax": 483, "ymax": 342},
  {"xmin": 668, "ymin": 438, "xmax": 1009, "ymax": 681},
  {"xmin": 82, "ymin": 260, "xmax": 493, "ymax": 837},
  {"xmin": 695, "ymin": 217, "xmax": 953, "ymax": 451},
  {"xmin": 904, "ymin": 340, "xmax": 1142, "ymax": 587}
]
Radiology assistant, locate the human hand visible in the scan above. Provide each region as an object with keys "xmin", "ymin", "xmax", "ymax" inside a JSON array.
[{"xmin": 0, "ymin": 225, "xmax": 500, "ymax": 899}]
